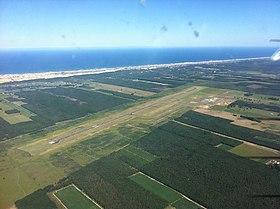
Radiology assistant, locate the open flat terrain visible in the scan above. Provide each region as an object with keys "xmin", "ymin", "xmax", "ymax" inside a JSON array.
[
  {"xmin": 18, "ymin": 86, "xmax": 206, "ymax": 156},
  {"xmin": 1, "ymin": 58, "xmax": 280, "ymax": 209},
  {"xmin": 54, "ymin": 185, "xmax": 101, "ymax": 209}
]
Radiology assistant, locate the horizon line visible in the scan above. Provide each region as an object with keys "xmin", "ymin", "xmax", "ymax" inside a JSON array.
[{"xmin": 0, "ymin": 46, "xmax": 279, "ymax": 50}]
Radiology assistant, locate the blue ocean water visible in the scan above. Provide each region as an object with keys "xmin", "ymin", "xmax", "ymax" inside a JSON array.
[{"xmin": 0, "ymin": 47, "xmax": 278, "ymax": 74}]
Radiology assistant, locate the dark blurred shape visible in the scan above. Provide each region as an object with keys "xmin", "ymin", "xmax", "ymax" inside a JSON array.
[
  {"xmin": 194, "ymin": 30, "xmax": 199, "ymax": 38},
  {"xmin": 270, "ymin": 39, "xmax": 280, "ymax": 42},
  {"xmin": 160, "ymin": 24, "xmax": 168, "ymax": 33},
  {"xmin": 188, "ymin": 21, "xmax": 192, "ymax": 26}
]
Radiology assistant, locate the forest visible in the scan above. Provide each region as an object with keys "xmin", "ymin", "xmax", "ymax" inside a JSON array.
[{"xmin": 176, "ymin": 110, "xmax": 280, "ymax": 150}]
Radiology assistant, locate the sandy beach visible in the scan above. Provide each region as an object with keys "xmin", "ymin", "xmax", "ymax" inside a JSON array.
[{"xmin": 0, "ymin": 57, "xmax": 269, "ymax": 84}]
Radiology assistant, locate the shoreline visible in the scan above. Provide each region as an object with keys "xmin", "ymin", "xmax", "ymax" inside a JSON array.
[{"xmin": 0, "ymin": 57, "xmax": 270, "ymax": 84}]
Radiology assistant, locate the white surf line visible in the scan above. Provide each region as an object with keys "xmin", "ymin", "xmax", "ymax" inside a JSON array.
[
  {"xmin": 0, "ymin": 57, "xmax": 269, "ymax": 84},
  {"xmin": 173, "ymin": 120, "xmax": 280, "ymax": 154},
  {"xmin": 137, "ymin": 171, "xmax": 207, "ymax": 209},
  {"xmin": 72, "ymin": 184, "xmax": 104, "ymax": 209}
]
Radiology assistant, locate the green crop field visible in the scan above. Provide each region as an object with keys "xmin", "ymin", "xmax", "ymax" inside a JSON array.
[
  {"xmin": 2, "ymin": 58, "xmax": 280, "ymax": 209},
  {"xmin": 129, "ymin": 172, "xmax": 182, "ymax": 203},
  {"xmin": 55, "ymin": 185, "xmax": 101, "ymax": 209}
]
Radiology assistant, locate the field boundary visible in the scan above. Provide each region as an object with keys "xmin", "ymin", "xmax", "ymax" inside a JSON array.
[
  {"xmin": 173, "ymin": 119, "xmax": 280, "ymax": 153},
  {"xmin": 54, "ymin": 184, "xmax": 103, "ymax": 209},
  {"xmin": 135, "ymin": 171, "xmax": 206, "ymax": 209},
  {"xmin": 52, "ymin": 192, "xmax": 67, "ymax": 209}
]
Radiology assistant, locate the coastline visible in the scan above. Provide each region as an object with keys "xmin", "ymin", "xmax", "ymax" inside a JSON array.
[{"xmin": 0, "ymin": 57, "xmax": 269, "ymax": 84}]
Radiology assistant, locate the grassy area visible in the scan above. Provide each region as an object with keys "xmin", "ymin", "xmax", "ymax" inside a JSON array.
[
  {"xmin": 87, "ymin": 81, "xmax": 154, "ymax": 97},
  {"xmin": 18, "ymin": 86, "xmax": 206, "ymax": 156},
  {"xmin": 0, "ymin": 149, "xmax": 65, "ymax": 209},
  {"xmin": 172, "ymin": 198, "xmax": 203, "ymax": 209},
  {"xmin": 211, "ymin": 105, "xmax": 279, "ymax": 118},
  {"xmin": 0, "ymin": 86, "xmax": 242, "ymax": 208},
  {"xmin": 2, "ymin": 99, "xmax": 36, "ymax": 117},
  {"xmin": 125, "ymin": 145, "xmax": 157, "ymax": 162},
  {"xmin": 129, "ymin": 172, "xmax": 182, "ymax": 203},
  {"xmin": 0, "ymin": 101, "xmax": 32, "ymax": 124},
  {"xmin": 230, "ymin": 143, "xmax": 280, "ymax": 162},
  {"xmin": 55, "ymin": 185, "xmax": 101, "ymax": 209},
  {"xmin": 0, "ymin": 112, "xmax": 32, "ymax": 124}
]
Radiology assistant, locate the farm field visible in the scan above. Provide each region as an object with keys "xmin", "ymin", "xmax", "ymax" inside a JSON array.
[
  {"xmin": 1, "ymin": 85, "xmax": 220, "ymax": 208},
  {"xmin": 54, "ymin": 185, "xmax": 101, "ymax": 209},
  {"xmin": 230, "ymin": 143, "xmax": 280, "ymax": 162},
  {"xmin": 129, "ymin": 172, "xmax": 182, "ymax": 203},
  {"xmin": 17, "ymin": 117, "xmax": 280, "ymax": 209},
  {"xmin": 176, "ymin": 110, "xmax": 280, "ymax": 150},
  {"xmin": 0, "ymin": 100, "xmax": 32, "ymax": 124},
  {"xmin": 131, "ymin": 121, "xmax": 280, "ymax": 209},
  {"xmin": 130, "ymin": 173, "xmax": 203, "ymax": 209},
  {"xmin": 1, "ymin": 58, "xmax": 280, "ymax": 209}
]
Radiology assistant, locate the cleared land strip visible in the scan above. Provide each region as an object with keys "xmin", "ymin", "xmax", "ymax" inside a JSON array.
[
  {"xmin": 133, "ymin": 171, "xmax": 207, "ymax": 209},
  {"xmin": 173, "ymin": 120, "xmax": 280, "ymax": 154},
  {"xmin": 19, "ymin": 86, "xmax": 205, "ymax": 155},
  {"xmin": 87, "ymin": 81, "xmax": 154, "ymax": 97}
]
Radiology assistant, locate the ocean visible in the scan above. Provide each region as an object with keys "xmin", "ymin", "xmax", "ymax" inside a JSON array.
[{"xmin": 0, "ymin": 47, "xmax": 278, "ymax": 75}]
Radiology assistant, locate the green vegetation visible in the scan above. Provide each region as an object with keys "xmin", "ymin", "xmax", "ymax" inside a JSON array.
[
  {"xmin": 79, "ymin": 73, "xmax": 169, "ymax": 92},
  {"xmin": 115, "ymin": 145, "xmax": 157, "ymax": 168},
  {"xmin": 132, "ymin": 121, "xmax": 280, "ymax": 209},
  {"xmin": 230, "ymin": 143, "xmax": 280, "ymax": 162},
  {"xmin": 55, "ymin": 185, "xmax": 100, "ymax": 209},
  {"xmin": 129, "ymin": 173, "xmax": 181, "ymax": 203},
  {"xmin": 2, "ymin": 59, "xmax": 280, "ymax": 209},
  {"xmin": 18, "ymin": 87, "xmax": 130, "ymax": 122},
  {"xmin": 1, "ymin": 98, "xmax": 36, "ymax": 117},
  {"xmin": 0, "ymin": 87, "xmax": 131, "ymax": 140},
  {"xmin": 228, "ymin": 100, "xmax": 280, "ymax": 114},
  {"xmin": 172, "ymin": 198, "xmax": 202, "ymax": 209},
  {"xmin": 97, "ymin": 89, "xmax": 142, "ymax": 100},
  {"xmin": 216, "ymin": 143, "xmax": 234, "ymax": 151},
  {"xmin": 15, "ymin": 189, "xmax": 57, "ymax": 209},
  {"xmin": 69, "ymin": 156, "xmax": 168, "ymax": 209},
  {"xmin": 176, "ymin": 110, "xmax": 280, "ymax": 150},
  {"xmin": 0, "ymin": 101, "xmax": 32, "ymax": 125}
]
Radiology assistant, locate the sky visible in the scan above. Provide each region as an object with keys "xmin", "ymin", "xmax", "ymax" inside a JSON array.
[{"xmin": 0, "ymin": 0, "xmax": 280, "ymax": 49}]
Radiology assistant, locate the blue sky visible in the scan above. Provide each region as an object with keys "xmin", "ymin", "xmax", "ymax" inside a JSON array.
[{"xmin": 0, "ymin": 0, "xmax": 280, "ymax": 48}]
